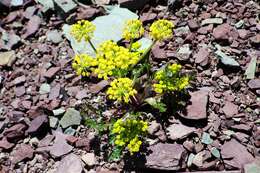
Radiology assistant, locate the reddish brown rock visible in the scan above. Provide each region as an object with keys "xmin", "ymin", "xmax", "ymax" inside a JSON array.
[
  {"xmin": 212, "ymin": 23, "xmax": 231, "ymax": 40},
  {"xmin": 194, "ymin": 48, "xmax": 210, "ymax": 66},
  {"xmin": 0, "ymin": 137, "xmax": 15, "ymax": 150},
  {"xmin": 89, "ymin": 80, "xmax": 109, "ymax": 94},
  {"xmin": 26, "ymin": 115, "xmax": 48, "ymax": 134},
  {"xmin": 181, "ymin": 89, "xmax": 209, "ymax": 120},
  {"xmin": 222, "ymin": 101, "xmax": 238, "ymax": 118},
  {"xmin": 248, "ymin": 79, "xmax": 260, "ymax": 89},
  {"xmin": 44, "ymin": 67, "xmax": 60, "ymax": 78},
  {"xmin": 221, "ymin": 139, "xmax": 254, "ymax": 169},
  {"xmin": 145, "ymin": 143, "xmax": 187, "ymax": 170},
  {"xmin": 4, "ymin": 123, "xmax": 27, "ymax": 141},
  {"xmin": 11, "ymin": 144, "xmax": 34, "ymax": 164}
]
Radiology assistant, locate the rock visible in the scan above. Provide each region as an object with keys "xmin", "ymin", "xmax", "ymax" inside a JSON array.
[
  {"xmin": 46, "ymin": 30, "xmax": 62, "ymax": 44},
  {"xmin": 11, "ymin": 144, "xmax": 34, "ymax": 164},
  {"xmin": 212, "ymin": 23, "xmax": 231, "ymax": 40},
  {"xmin": 148, "ymin": 121, "xmax": 160, "ymax": 135},
  {"xmin": 49, "ymin": 131, "xmax": 73, "ymax": 158},
  {"xmin": 4, "ymin": 123, "xmax": 27, "ymax": 141},
  {"xmin": 94, "ymin": 0, "xmax": 110, "ymax": 5},
  {"xmin": 75, "ymin": 138, "xmax": 90, "ymax": 150},
  {"xmin": 15, "ymin": 86, "xmax": 25, "ymax": 97},
  {"xmin": 53, "ymin": 108, "xmax": 65, "ymax": 116},
  {"xmin": 250, "ymin": 34, "xmax": 260, "ymax": 47},
  {"xmin": 64, "ymin": 127, "xmax": 76, "ymax": 135},
  {"xmin": 81, "ymin": 153, "xmax": 96, "ymax": 167},
  {"xmin": 13, "ymin": 75, "xmax": 26, "ymax": 85},
  {"xmin": 118, "ymin": 0, "xmax": 149, "ymax": 10},
  {"xmin": 56, "ymin": 154, "xmax": 83, "ymax": 173},
  {"xmin": 0, "ymin": 137, "xmax": 15, "ymax": 150},
  {"xmin": 152, "ymin": 44, "xmax": 166, "ymax": 60},
  {"xmin": 166, "ymin": 123, "xmax": 196, "ymax": 140},
  {"xmin": 0, "ymin": 51, "xmax": 16, "ymax": 66},
  {"xmin": 23, "ymin": 15, "xmax": 41, "ymax": 38},
  {"xmin": 39, "ymin": 83, "xmax": 51, "ymax": 95},
  {"xmin": 177, "ymin": 44, "xmax": 192, "ymax": 61},
  {"xmin": 238, "ymin": 29, "xmax": 249, "ymax": 39},
  {"xmin": 145, "ymin": 143, "xmax": 187, "ymax": 170},
  {"xmin": 187, "ymin": 19, "xmax": 199, "ymax": 31},
  {"xmin": 76, "ymin": 90, "xmax": 88, "ymax": 100},
  {"xmin": 248, "ymin": 79, "xmax": 260, "ymax": 89},
  {"xmin": 59, "ymin": 108, "xmax": 82, "ymax": 128},
  {"xmin": 54, "ymin": 0, "xmax": 77, "ymax": 14},
  {"xmin": 49, "ymin": 116, "xmax": 58, "ymax": 129},
  {"xmin": 49, "ymin": 84, "xmax": 61, "ymax": 99},
  {"xmin": 244, "ymin": 160, "xmax": 260, "ymax": 173},
  {"xmin": 44, "ymin": 67, "xmax": 60, "ymax": 78},
  {"xmin": 0, "ymin": 31, "xmax": 21, "ymax": 50},
  {"xmin": 181, "ymin": 89, "xmax": 209, "ymax": 120},
  {"xmin": 215, "ymin": 50, "xmax": 240, "ymax": 67},
  {"xmin": 201, "ymin": 18, "xmax": 223, "ymax": 26},
  {"xmin": 201, "ymin": 132, "xmax": 213, "ymax": 145},
  {"xmin": 174, "ymin": 26, "xmax": 190, "ymax": 37},
  {"xmin": 89, "ymin": 80, "xmax": 109, "ymax": 94},
  {"xmin": 221, "ymin": 139, "xmax": 254, "ymax": 169},
  {"xmin": 140, "ymin": 12, "xmax": 157, "ymax": 23},
  {"xmin": 235, "ymin": 20, "xmax": 244, "ymax": 29},
  {"xmin": 26, "ymin": 115, "xmax": 48, "ymax": 134},
  {"xmin": 197, "ymin": 25, "xmax": 213, "ymax": 35},
  {"xmin": 38, "ymin": 135, "xmax": 55, "ymax": 147},
  {"xmin": 194, "ymin": 47, "xmax": 210, "ymax": 66},
  {"xmin": 222, "ymin": 101, "xmax": 238, "ymax": 118}
]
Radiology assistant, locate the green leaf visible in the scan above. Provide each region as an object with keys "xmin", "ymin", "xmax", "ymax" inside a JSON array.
[
  {"xmin": 245, "ymin": 56, "xmax": 257, "ymax": 79},
  {"xmin": 85, "ymin": 117, "xmax": 107, "ymax": 134},
  {"xmin": 108, "ymin": 146, "xmax": 123, "ymax": 162},
  {"xmin": 63, "ymin": 6, "xmax": 138, "ymax": 56},
  {"xmin": 145, "ymin": 97, "xmax": 167, "ymax": 113}
]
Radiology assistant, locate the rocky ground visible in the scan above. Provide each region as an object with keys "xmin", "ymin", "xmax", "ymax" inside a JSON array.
[{"xmin": 0, "ymin": 0, "xmax": 260, "ymax": 172}]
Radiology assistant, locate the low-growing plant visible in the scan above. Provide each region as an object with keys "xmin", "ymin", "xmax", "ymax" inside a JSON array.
[{"xmin": 70, "ymin": 18, "xmax": 189, "ymax": 160}]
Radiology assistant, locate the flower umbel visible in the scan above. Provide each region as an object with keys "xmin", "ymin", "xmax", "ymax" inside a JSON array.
[
  {"xmin": 94, "ymin": 41, "xmax": 140, "ymax": 79},
  {"xmin": 150, "ymin": 19, "xmax": 174, "ymax": 41},
  {"xmin": 153, "ymin": 64, "xmax": 189, "ymax": 93},
  {"xmin": 71, "ymin": 20, "xmax": 96, "ymax": 42},
  {"xmin": 72, "ymin": 54, "xmax": 97, "ymax": 76},
  {"xmin": 122, "ymin": 19, "xmax": 145, "ymax": 41},
  {"xmin": 107, "ymin": 78, "xmax": 137, "ymax": 103},
  {"xmin": 112, "ymin": 118, "xmax": 148, "ymax": 155}
]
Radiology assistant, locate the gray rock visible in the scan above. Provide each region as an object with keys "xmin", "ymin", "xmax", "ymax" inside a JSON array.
[
  {"xmin": 39, "ymin": 83, "xmax": 51, "ymax": 95},
  {"xmin": 248, "ymin": 79, "xmax": 260, "ymax": 89},
  {"xmin": 201, "ymin": 18, "xmax": 223, "ymax": 26},
  {"xmin": 244, "ymin": 160, "xmax": 260, "ymax": 173},
  {"xmin": 0, "ymin": 51, "xmax": 16, "ymax": 66},
  {"xmin": 56, "ymin": 154, "xmax": 83, "ymax": 173},
  {"xmin": 54, "ymin": 0, "xmax": 77, "ymax": 14},
  {"xmin": 53, "ymin": 108, "xmax": 65, "ymax": 116},
  {"xmin": 215, "ymin": 50, "xmax": 239, "ymax": 67},
  {"xmin": 166, "ymin": 123, "xmax": 196, "ymax": 140},
  {"xmin": 145, "ymin": 143, "xmax": 187, "ymax": 170},
  {"xmin": 81, "ymin": 153, "xmax": 96, "ymax": 167},
  {"xmin": 49, "ymin": 116, "xmax": 58, "ymax": 128},
  {"xmin": 201, "ymin": 132, "xmax": 213, "ymax": 145},
  {"xmin": 47, "ymin": 30, "xmax": 62, "ymax": 44},
  {"xmin": 59, "ymin": 108, "xmax": 82, "ymax": 128}
]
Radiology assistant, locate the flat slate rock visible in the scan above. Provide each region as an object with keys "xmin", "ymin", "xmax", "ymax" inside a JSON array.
[
  {"xmin": 145, "ymin": 143, "xmax": 187, "ymax": 170},
  {"xmin": 56, "ymin": 153, "xmax": 83, "ymax": 173},
  {"xmin": 59, "ymin": 108, "xmax": 82, "ymax": 128},
  {"xmin": 166, "ymin": 123, "xmax": 196, "ymax": 140},
  {"xmin": 221, "ymin": 139, "xmax": 254, "ymax": 169},
  {"xmin": 181, "ymin": 89, "xmax": 209, "ymax": 120}
]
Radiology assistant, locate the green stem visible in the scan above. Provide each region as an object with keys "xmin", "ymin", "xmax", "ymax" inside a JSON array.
[
  {"xmin": 135, "ymin": 40, "xmax": 157, "ymax": 67},
  {"xmin": 129, "ymin": 39, "xmax": 133, "ymax": 51},
  {"xmin": 88, "ymin": 39, "xmax": 97, "ymax": 53}
]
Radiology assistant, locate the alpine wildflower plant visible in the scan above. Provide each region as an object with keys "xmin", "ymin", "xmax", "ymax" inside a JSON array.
[
  {"xmin": 72, "ymin": 54, "xmax": 97, "ymax": 76},
  {"xmin": 122, "ymin": 19, "xmax": 145, "ymax": 41},
  {"xmin": 112, "ymin": 118, "xmax": 148, "ymax": 155},
  {"xmin": 71, "ymin": 20, "xmax": 96, "ymax": 42},
  {"xmin": 107, "ymin": 78, "xmax": 137, "ymax": 103},
  {"xmin": 150, "ymin": 19, "xmax": 174, "ymax": 41},
  {"xmin": 153, "ymin": 64, "xmax": 189, "ymax": 93}
]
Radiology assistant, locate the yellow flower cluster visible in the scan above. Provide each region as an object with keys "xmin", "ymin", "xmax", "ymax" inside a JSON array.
[
  {"xmin": 107, "ymin": 78, "xmax": 137, "ymax": 103},
  {"xmin": 72, "ymin": 54, "xmax": 97, "ymax": 76},
  {"xmin": 94, "ymin": 41, "xmax": 140, "ymax": 79},
  {"xmin": 153, "ymin": 64, "xmax": 189, "ymax": 93},
  {"xmin": 122, "ymin": 19, "xmax": 145, "ymax": 41},
  {"xmin": 150, "ymin": 19, "xmax": 174, "ymax": 41},
  {"xmin": 112, "ymin": 118, "xmax": 148, "ymax": 154},
  {"xmin": 71, "ymin": 20, "xmax": 96, "ymax": 42}
]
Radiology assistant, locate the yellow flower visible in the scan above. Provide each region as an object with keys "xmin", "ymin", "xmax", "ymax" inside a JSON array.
[
  {"xmin": 150, "ymin": 19, "xmax": 174, "ymax": 41},
  {"xmin": 153, "ymin": 64, "xmax": 189, "ymax": 93},
  {"xmin": 122, "ymin": 19, "xmax": 144, "ymax": 41},
  {"xmin": 72, "ymin": 54, "xmax": 97, "ymax": 76},
  {"xmin": 112, "ymin": 117, "xmax": 148, "ymax": 154},
  {"xmin": 94, "ymin": 41, "xmax": 140, "ymax": 79},
  {"xmin": 71, "ymin": 20, "xmax": 96, "ymax": 42},
  {"xmin": 107, "ymin": 78, "xmax": 137, "ymax": 103}
]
